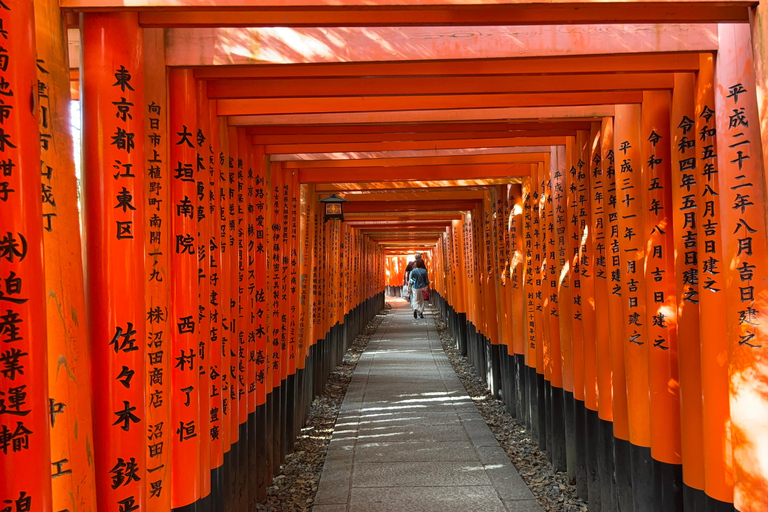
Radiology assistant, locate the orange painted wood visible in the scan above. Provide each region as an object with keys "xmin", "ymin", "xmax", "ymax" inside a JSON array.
[
  {"xmin": 521, "ymin": 176, "xmax": 537, "ymax": 369},
  {"xmin": 265, "ymin": 137, "xmax": 565, "ymax": 155},
  {"xmin": 0, "ymin": 4, "xmax": 54, "ymax": 511},
  {"xmin": 218, "ymin": 92, "xmax": 641, "ymax": 116},
  {"xmin": 602, "ymin": 117, "xmax": 630, "ymax": 440},
  {"xmin": 253, "ymin": 147, "xmax": 269, "ymax": 406},
  {"xmin": 252, "ymin": 130, "xmax": 577, "ymax": 145},
  {"xmin": 641, "ymin": 90, "xmax": 682, "ymax": 466},
  {"xmin": 133, "ymin": 4, "xmax": 750, "ymax": 27},
  {"xmin": 142, "ymin": 27, "xmax": 172, "ymax": 509},
  {"xmin": 298, "ymin": 164, "xmax": 532, "ymax": 184},
  {"xmin": 166, "ymin": 25, "xmax": 718, "ymax": 68},
  {"xmin": 199, "ymin": 54, "xmax": 699, "ymax": 80},
  {"xmin": 208, "ymin": 102, "xmax": 225, "ymax": 472},
  {"xmin": 556, "ymin": 141, "xmax": 575, "ymax": 394},
  {"xmin": 34, "ymin": 2, "xmax": 98, "ymax": 510},
  {"xmin": 208, "ymin": 73, "xmax": 672, "ymax": 99},
  {"xmin": 547, "ymin": 147, "xmax": 565, "ymax": 391},
  {"xmin": 567, "ymin": 133, "xmax": 586, "ymax": 401},
  {"xmin": 82, "ymin": 13, "xmax": 149, "ymax": 512},
  {"xmin": 168, "ymin": 67, "xmax": 201, "ymax": 508},
  {"xmin": 695, "ymin": 53, "xmax": 733, "ymax": 504},
  {"xmin": 196, "ymin": 80, "xmax": 213, "ymax": 503},
  {"xmin": 670, "ymin": 73, "xmax": 705, "ymax": 490},
  {"xmin": 592, "ymin": 119, "xmax": 613, "ymax": 423},
  {"xmin": 581, "ymin": 125, "xmax": 599, "ymax": 412},
  {"xmin": 614, "ymin": 104, "xmax": 651, "ymax": 449},
  {"xmin": 246, "ymin": 121, "xmax": 592, "ymax": 136},
  {"xmin": 286, "ymin": 153, "xmax": 547, "ymax": 168},
  {"xmin": 715, "ymin": 23, "xmax": 768, "ymax": 512},
  {"xmin": 508, "ymin": 184, "xmax": 526, "ymax": 356},
  {"xmin": 228, "ymin": 105, "xmax": 616, "ymax": 126}
]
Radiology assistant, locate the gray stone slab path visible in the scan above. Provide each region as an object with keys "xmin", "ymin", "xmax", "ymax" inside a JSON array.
[{"xmin": 313, "ymin": 299, "xmax": 543, "ymax": 512}]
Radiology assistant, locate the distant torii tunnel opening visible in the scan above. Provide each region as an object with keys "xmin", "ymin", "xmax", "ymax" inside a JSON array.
[{"xmin": 2, "ymin": 2, "xmax": 768, "ymax": 512}]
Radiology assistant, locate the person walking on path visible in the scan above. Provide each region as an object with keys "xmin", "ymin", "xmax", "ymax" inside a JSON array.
[
  {"xmin": 402, "ymin": 258, "xmax": 415, "ymax": 301},
  {"xmin": 409, "ymin": 258, "xmax": 429, "ymax": 318}
]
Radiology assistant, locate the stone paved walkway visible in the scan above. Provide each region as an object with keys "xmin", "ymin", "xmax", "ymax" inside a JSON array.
[{"xmin": 313, "ymin": 299, "xmax": 543, "ymax": 512}]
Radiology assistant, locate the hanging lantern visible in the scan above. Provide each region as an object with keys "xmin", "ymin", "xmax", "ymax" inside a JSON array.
[{"xmin": 318, "ymin": 194, "xmax": 349, "ymax": 222}]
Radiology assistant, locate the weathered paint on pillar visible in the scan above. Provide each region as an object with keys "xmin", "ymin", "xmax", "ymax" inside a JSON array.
[
  {"xmin": 34, "ymin": 1, "xmax": 97, "ymax": 510},
  {"xmin": 696, "ymin": 52, "xmax": 734, "ymax": 505},
  {"xmin": 143, "ymin": 27, "xmax": 170, "ymax": 511},
  {"xmin": 168, "ymin": 67, "xmax": 200, "ymax": 509},
  {"xmin": 0, "ymin": 3, "xmax": 53, "ymax": 511},
  {"xmin": 81, "ymin": 12, "xmax": 146, "ymax": 512},
  {"xmin": 715, "ymin": 23, "xmax": 768, "ymax": 512}
]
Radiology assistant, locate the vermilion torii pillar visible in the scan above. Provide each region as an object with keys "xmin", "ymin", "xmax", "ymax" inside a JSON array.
[
  {"xmin": 81, "ymin": 12, "xmax": 147, "ymax": 512},
  {"xmin": 34, "ymin": 1, "xmax": 98, "ymax": 511},
  {"xmin": 715, "ymin": 23, "xmax": 768, "ymax": 512},
  {"xmin": 0, "ymin": 2, "xmax": 53, "ymax": 511},
  {"xmin": 168, "ymin": 67, "xmax": 201, "ymax": 511}
]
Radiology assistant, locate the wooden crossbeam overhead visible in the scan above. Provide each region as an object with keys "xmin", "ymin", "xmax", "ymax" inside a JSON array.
[
  {"xmin": 246, "ymin": 122, "xmax": 591, "ymax": 136},
  {"xmin": 271, "ymin": 146, "xmax": 552, "ymax": 161},
  {"xmin": 318, "ymin": 179, "xmax": 519, "ymax": 191},
  {"xmin": 165, "ymin": 25, "xmax": 718, "ymax": 67},
  {"xmin": 96, "ymin": 3, "xmax": 754, "ymax": 27},
  {"xmin": 227, "ymin": 106, "xmax": 614, "ymax": 125},
  {"xmin": 265, "ymin": 136, "xmax": 565, "ymax": 154},
  {"xmin": 335, "ymin": 190, "xmax": 486, "ymax": 201},
  {"xmin": 197, "ymin": 53, "xmax": 700, "ymax": 79},
  {"xmin": 344, "ymin": 200, "xmax": 480, "ymax": 213},
  {"xmin": 254, "ymin": 130, "xmax": 576, "ymax": 145},
  {"xmin": 208, "ymin": 73, "xmax": 672, "ymax": 99},
  {"xmin": 299, "ymin": 163, "xmax": 533, "ymax": 183},
  {"xmin": 219, "ymin": 91, "xmax": 641, "ymax": 116},
  {"xmin": 285, "ymin": 153, "xmax": 547, "ymax": 168}
]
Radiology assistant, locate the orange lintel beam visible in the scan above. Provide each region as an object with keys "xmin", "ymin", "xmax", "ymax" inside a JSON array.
[
  {"xmin": 285, "ymin": 153, "xmax": 548, "ymax": 168},
  {"xmin": 265, "ymin": 137, "xmax": 566, "ymax": 155},
  {"xmin": 208, "ymin": 73, "xmax": 672, "ymax": 99},
  {"xmin": 197, "ymin": 54, "xmax": 701, "ymax": 80},
  {"xmin": 345, "ymin": 214, "xmax": 464, "ymax": 222},
  {"xmin": 130, "ymin": 4, "xmax": 751, "ymax": 27},
  {"xmin": 226, "ymin": 105, "xmax": 615, "ymax": 126},
  {"xmin": 339, "ymin": 191, "xmax": 485, "ymax": 201},
  {"xmin": 299, "ymin": 163, "xmax": 531, "ymax": 184},
  {"xmin": 252, "ymin": 130, "xmax": 578, "ymax": 145},
  {"xmin": 218, "ymin": 91, "xmax": 642, "ymax": 116},
  {"xmin": 344, "ymin": 200, "xmax": 480, "ymax": 213},
  {"xmin": 245, "ymin": 121, "xmax": 592, "ymax": 136},
  {"xmin": 166, "ymin": 26, "xmax": 718, "ymax": 68},
  {"xmin": 318, "ymin": 179, "xmax": 519, "ymax": 191}
]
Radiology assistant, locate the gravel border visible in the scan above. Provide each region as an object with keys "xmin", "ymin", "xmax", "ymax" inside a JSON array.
[
  {"xmin": 432, "ymin": 313, "xmax": 589, "ymax": 512},
  {"xmin": 256, "ymin": 304, "xmax": 390, "ymax": 511}
]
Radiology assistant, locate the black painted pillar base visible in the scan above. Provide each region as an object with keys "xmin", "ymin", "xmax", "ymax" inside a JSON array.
[
  {"xmin": 255, "ymin": 403, "xmax": 268, "ymax": 501},
  {"xmin": 514, "ymin": 355, "xmax": 525, "ymax": 422},
  {"xmin": 550, "ymin": 386, "xmax": 567, "ymax": 472},
  {"xmin": 536, "ymin": 373, "xmax": 546, "ymax": 449},
  {"xmin": 563, "ymin": 390, "xmax": 577, "ymax": 482},
  {"xmin": 699, "ymin": 489, "xmax": 733, "ymax": 512},
  {"xmin": 614, "ymin": 437, "xmax": 634, "ymax": 512},
  {"xmin": 544, "ymin": 380, "xmax": 553, "ymax": 461},
  {"xmin": 586, "ymin": 408, "xmax": 603, "ymax": 511},
  {"xmin": 238, "ymin": 421, "xmax": 249, "ymax": 510},
  {"xmin": 652, "ymin": 458, "xmax": 683, "ymax": 512},
  {"xmin": 486, "ymin": 342, "xmax": 501, "ymax": 398},
  {"xmin": 286, "ymin": 373, "xmax": 296, "ymax": 455},
  {"xmin": 264, "ymin": 391, "xmax": 274, "ymax": 484},
  {"xmin": 211, "ymin": 464, "xmax": 224, "ymax": 512},
  {"xmin": 629, "ymin": 443, "xmax": 654, "ymax": 512},
  {"xmin": 574, "ymin": 399, "xmax": 588, "ymax": 501},
  {"xmin": 597, "ymin": 417, "xmax": 617, "ymax": 511}
]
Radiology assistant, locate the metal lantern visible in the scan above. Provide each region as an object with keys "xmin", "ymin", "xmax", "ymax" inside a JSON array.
[{"xmin": 318, "ymin": 194, "xmax": 349, "ymax": 222}]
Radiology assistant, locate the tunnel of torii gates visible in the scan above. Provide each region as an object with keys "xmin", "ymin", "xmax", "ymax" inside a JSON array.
[{"xmin": 3, "ymin": 1, "xmax": 768, "ymax": 512}]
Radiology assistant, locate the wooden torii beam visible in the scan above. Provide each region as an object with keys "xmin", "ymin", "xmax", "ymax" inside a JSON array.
[
  {"xmin": 58, "ymin": 2, "xmax": 752, "ymax": 27},
  {"xmin": 298, "ymin": 163, "xmax": 533, "ymax": 183},
  {"xmin": 164, "ymin": 25, "xmax": 718, "ymax": 67}
]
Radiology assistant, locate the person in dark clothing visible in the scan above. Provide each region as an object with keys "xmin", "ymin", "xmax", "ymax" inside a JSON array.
[{"xmin": 409, "ymin": 258, "xmax": 429, "ymax": 318}]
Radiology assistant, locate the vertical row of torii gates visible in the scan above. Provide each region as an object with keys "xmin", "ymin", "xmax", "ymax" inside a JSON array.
[{"xmin": 2, "ymin": 1, "xmax": 768, "ymax": 512}]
